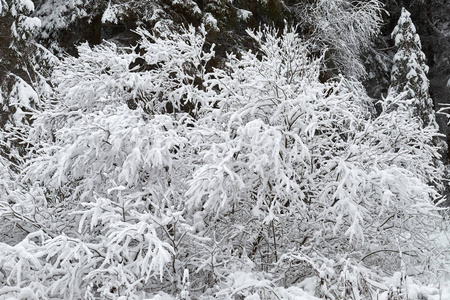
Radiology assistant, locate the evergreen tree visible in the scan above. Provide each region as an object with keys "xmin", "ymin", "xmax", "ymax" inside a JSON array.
[
  {"xmin": 33, "ymin": 0, "xmax": 290, "ymax": 60},
  {"xmin": 0, "ymin": 0, "xmax": 42, "ymax": 129},
  {"xmin": 0, "ymin": 0, "xmax": 55, "ymax": 247},
  {"xmin": 390, "ymin": 7, "xmax": 436, "ymax": 127}
]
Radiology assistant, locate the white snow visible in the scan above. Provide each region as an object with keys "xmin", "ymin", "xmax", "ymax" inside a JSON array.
[
  {"xmin": 102, "ymin": 2, "xmax": 118, "ymax": 24},
  {"xmin": 237, "ymin": 9, "xmax": 252, "ymax": 21},
  {"xmin": 203, "ymin": 13, "xmax": 219, "ymax": 31},
  {"xmin": 19, "ymin": 0, "xmax": 35, "ymax": 12},
  {"xmin": 10, "ymin": 78, "xmax": 38, "ymax": 108},
  {"xmin": 146, "ymin": 292, "xmax": 175, "ymax": 300},
  {"xmin": 446, "ymin": 77, "xmax": 450, "ymax": 88},
  {"xmin": 21, "ymin": 16, "xmax": 41, "ymax": 31}
]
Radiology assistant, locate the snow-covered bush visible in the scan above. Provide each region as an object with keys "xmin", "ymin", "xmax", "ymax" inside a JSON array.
[
  {"xmin": 47, "ymin": 24, "xmax": 213, "ymax": 118},
  {"xmin": 0, "ymin": 26, "xmax": 212, "ymax": 299},
  {"xmin": 0, "ymin": 24, "xmax": 447, "ymax": 300},
  {"xmin": 186, "ymin": 26, "xmax": 446, "ymax": 299}
]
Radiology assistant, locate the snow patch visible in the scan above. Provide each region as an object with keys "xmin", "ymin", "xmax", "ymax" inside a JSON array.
[
  {"xmin": 102, "ymin": 2, "xmax": 118, "ymax": 24},
  {"xmin": 21, "ymin": 16, "xmax": 41, "ymax": 31},
  {"xmin": 146, "ymin": 292, "xmax": 175, "ymax": 300},
  {"xmin": 10, "ymin": 78, "xmax": 38, "ymax": 108},
  {"xmin": 203, "ymin": 13, "xmax": 219, "ymax": 31},
  {"xmin": 237, "ymin": 9, "xmax": 252, "ymax": 21},
  {"xmin": 446, "ymin": 77, "xmax": 450, "ymax": 89},
  {"xmin": 18, "ymin": 0, "xmax": 35, "ymax": 13}
]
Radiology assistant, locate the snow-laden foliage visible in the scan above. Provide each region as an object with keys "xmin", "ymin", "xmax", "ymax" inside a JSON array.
[
  {"xmin": 294, "ymin": 0, "xmax": 383, "ymax": 78},
  {"xmin": 34, "ymin": 0, "xmax": 105, "ymax": 40},
  {"xmin": 102, "ymin": 0, "xmax": 202, "ymax": 26},
  {"xmin": 0, "ymin": 0, "xmax": 54, "ymax": 144},
  {"xmin": 0, "ymin": 1, "xmax": 53, "ymax": 248},
  {"xmin": 0, "ymin": 0, "xmax": 40, "ymax": 43},
  {"xmin": 0, "ymin": 26, "xmax": 213, "ymax": 299},
  {"xmin": 0, "ymin": 24, "xmax": 448, "ymax": 300},
  {"xmin": 46, "ymin": 25, "xmax": 213, "ymax": 118},
  {"xmin": 390, "ymin": 7, "xmax": 436, "ymax": 128},
  {"xmin": 0, "ymin": 0, "xmax": 42, "ymax": 125},
  {"xmin": 187, "ymin": 26, "xmax": 446, "ymax": 299},
  {"xmin": 34, "ymin": 0, "xmax": 179, "ymax": 47}
]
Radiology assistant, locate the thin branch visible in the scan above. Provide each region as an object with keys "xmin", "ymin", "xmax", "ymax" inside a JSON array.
[{"xmin": 361, "ymin": 249, "xmax": 417, "ymax": 261}]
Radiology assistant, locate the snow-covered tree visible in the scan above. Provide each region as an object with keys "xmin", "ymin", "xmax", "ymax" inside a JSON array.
[
  {"xmin": 0, "ymin": 0, "xmax": 55, "ymax": 234},
  {"xmin": 294, "ymin": 0, "xmax": 383, "ymax": 78},
  {"xmin": 34, "ymin": 0, "xmax": 237, "ymax": 51},
  {"xmin": 34, "ymin": 0, "xmax": 187, "ymax": 52},
  {"xmin": 0, "ymin": 0, "xmax": 42, "ymax": 126},
  {"xmin": 33, "ymin": 0, "xmax": 105, "ymax": 44},
  {"xmin": 186, "ymin": 26, "xmax": 446, "ymax": 299},
  {"xmin": 0, "ymin": 25, "xmax": 214, "ymax": 299},
  {"xmin": 390, "ymin": 7, "xmax": 436, "ymax": 128}
]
